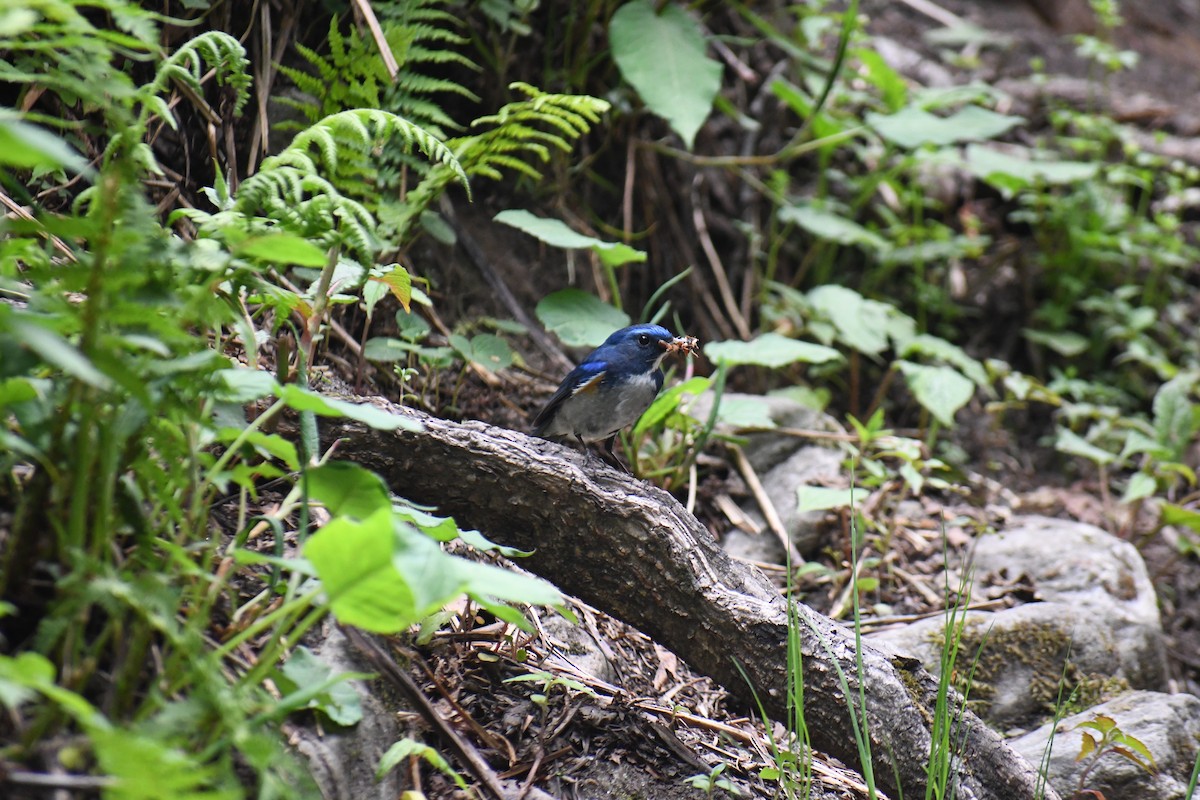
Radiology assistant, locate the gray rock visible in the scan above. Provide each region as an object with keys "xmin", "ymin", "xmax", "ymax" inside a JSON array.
[
  {"xmin": 1009, "ymin": 690, "xmax": 1200, "ymax": 800},
  {"xmin": 971, "ymin": 515, "xmax": 1166, "ymax": 691},
  {"xmin": 687, "ymin": 392, "xmax": 846, "ymax": 560},
  {"xmin": 869, "ymin": 516, "xmax": 1167, "ymax": 731}
]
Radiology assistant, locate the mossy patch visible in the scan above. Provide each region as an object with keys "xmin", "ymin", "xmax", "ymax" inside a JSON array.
[{"xmin": 922, "ymin": 617, "xmax": 1128, "ymax": 729}]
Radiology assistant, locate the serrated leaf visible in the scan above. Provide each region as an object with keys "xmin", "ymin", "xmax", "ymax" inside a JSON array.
[
  {"xmin": 609, "ymin": 0, "xmax": 721, "ymax": 149},
  {"xmin": 306, "ymin": 510, "xmax": 460, "ymax": 633},
  {"xmin": 371, "ymin": 265, "xmax": 412, "ymax": 312},
  {"xmin": 704, "ymin": 333, "xmax": 841, "ymax": 368},
  {"xmin": 535, "ymin": 289, "xmax": 630, "ymax": 348}
]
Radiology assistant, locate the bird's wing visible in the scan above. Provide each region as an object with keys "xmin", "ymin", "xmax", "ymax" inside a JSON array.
[{"xmin": 532, "ymin": 360, "xmax": 607, "ymax": 434}]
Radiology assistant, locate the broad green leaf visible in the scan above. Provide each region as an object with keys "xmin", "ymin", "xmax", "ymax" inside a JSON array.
[
  {"xmin": 214, "ymin": 428, "xmax": 299, "ymax": 471},
  {"xmin": 704, "ymin": 333, "xmax": 841, "ymax": 368},
  {"xmin": 853, "ymin": 48, "xmax": 908, "ymax": 111},
  {"xmin": 308, "ymin": 462, "xmax": 391, "ymax": 520},
  {"xmin": 306, "ymin": 510, "xmax": 461, "ymax": 633},
  {"xmin": 0, "ymin": 652, "xmax": 55, "ymax": 710},
  {"xmin": 609, "ymin": 0, "xmax": 722, "ymax": 149},
  {"xmin": 1056, "ymin": 428, "xmax": 1116, "ymax": 466},
  {"xmin": 214, "ymin": 367, "xmax": 278, "ymax": 402},
  {"xmin": 1120, "ymin": 429, "xmax": 1171, "ymax": 461},
  {"xmin": 377, "ymin": 738, "xmax": 468, "ymax": 788},
  {"xmin": 277, "ymin": 385, "xmax": 422, "ymax": 431},
  {"xmin": 448, "ymin": 333, "xmax": 514, "ymax": 372},
  {"xmin": 363, "ymin": 337, "xmax": 416, "ymax": 362},
  {"xmin": 1161, "ymin": 502, "xmax": 1200, "ymax": 532},
  {"xmin": 778, "ymin": 202, "xmax": 886, "ymax": 252},
  {"xmin": 395, "ymin": 310, "xmax": 431, "ymax": 341},
  {"xmin": 807, "ymin": 285, "xmax": 896, "ymax": 355},
  {"xmin": 371, "ymin": 265, "xmax": 412, "ymax": 312},
  {"xmin": 633, "ymin": 376, "xmax": 711, "ymax": 437},
  {"xmin": 796, "ymin": 486, "xmax": 866, "ymax": 512},
  {"xmin": 536, "ymin": 289, "xmax": 630, "ymax": 348},
  {"xmin": 1121, "ymin": 472, "xmax": 1157, "ymax": 504},
  {"xmin": 0, "ymin": 377, "xmax": 37, "ymax": 407},
  {"xmin": 234, "ymin": 234, "xmax": 327, "ymax": 267},
  {"xmin": 881, "ymin": 235, "xmax": 988, "ymax": 266},
  {"xmin": 494, "ymin": 210, "xmax": 646, "ymax": 268},
  {"xmin": 1023, "ymin": 328, "xmax": 1090, "ymax": 357},
  {"xmin": 273, "ymin": 646, "xmax": 366, "ymax": 727},
  {"xmin": 362, "ymin": 280, "xmax": 389, "ymax": 319},
  {"xmin": 867, "ymin": 105, "xmax": 1023, "ymax": 149},
  {"xmin": 8, "ymin": 319, "xmax": 110, "ymax": 389},
  {"xmin": 306, "ymin": 509, "xmax": 561, "ymax": 634},
  {"xmin": 456, "ymin": 559, "xmax": 563, "ymax": 609},
  {"xmin": 392, "ymin": 503, "xmax": 462, "ymax": 542},
  {"xmin": 1152, "ymin": 373, "xmax": 1199, "ymax": 457},
  {"xmin": 900, "ymin": 334, "xmax": 989, "ymax": 388},
  {"xmin": 897, "ymin": 361, "xmax": 974, "ymax": 427},
  {"xmin": 0, "ymin": 112, "xmax": 92, "ymax": 174},
  {"xmin": 713, "ymin": 396, "xmax": 777, "ymax": 429},
  {"xmin": 963, "ymin": 144, "xmax": 1098, "ymax": 198}
]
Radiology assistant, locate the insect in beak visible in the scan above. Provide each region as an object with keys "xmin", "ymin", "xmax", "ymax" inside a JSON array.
[{"xmin": 664, "ymin": 335, "xmax": 700, "ymax": 357}]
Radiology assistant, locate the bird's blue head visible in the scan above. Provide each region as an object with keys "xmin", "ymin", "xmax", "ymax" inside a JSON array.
[{"xmin": 592, "ymin": 324, "xmax": 676, "ymax": 378}]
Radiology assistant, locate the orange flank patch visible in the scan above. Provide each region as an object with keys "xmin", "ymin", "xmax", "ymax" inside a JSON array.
[{"xmin": 572, "ymin": 372, "xmax": 605, "ymax": 394}]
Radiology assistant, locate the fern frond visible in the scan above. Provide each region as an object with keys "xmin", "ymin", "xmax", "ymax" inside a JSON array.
[
  {"xmin": 141, "ymin": 31, "xmax": 251, "ymax": 127},
  {"xmin": 232, "ymin": 110, "xmax": 468, "ymax": 260},
  {"xmin": 396, "ymin": 73, "xmax": 479, "ymax": 100},
  {"xmin": 405, "ymin": 45, "xmax": 478, "ymax": 69},
  {"xmin": 449, "ymin": 82, "xmax": 610, "ymax": 180}
]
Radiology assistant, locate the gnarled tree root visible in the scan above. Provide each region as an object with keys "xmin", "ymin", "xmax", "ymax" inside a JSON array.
[{"xmin": 317, "ymin": 403, "xmax": 1057, "ymax": 800}]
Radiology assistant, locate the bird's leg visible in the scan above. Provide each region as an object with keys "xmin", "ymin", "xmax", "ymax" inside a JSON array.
[
  {"xmin": 575, "ymin": 435, "xmax": 600, "ymax": 468},
  {"xmin": 602, "ymin": 435, "xmax": 631, "ymax": 474}
]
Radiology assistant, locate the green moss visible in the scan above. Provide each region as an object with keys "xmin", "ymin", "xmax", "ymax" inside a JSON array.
[{"xmin": 921, "ymin": 617, "xmax": 1127, "ymax": 728}]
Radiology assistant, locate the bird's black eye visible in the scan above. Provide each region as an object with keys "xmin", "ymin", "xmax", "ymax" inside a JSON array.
[{"xmin": 638, "ymin": 334, "xmax": 651, "ymax": 346}]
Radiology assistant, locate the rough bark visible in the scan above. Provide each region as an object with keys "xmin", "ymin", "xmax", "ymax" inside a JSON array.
[{"xmin": 317, "ymin": 402, "xmax": 1059, "ymax": 800}]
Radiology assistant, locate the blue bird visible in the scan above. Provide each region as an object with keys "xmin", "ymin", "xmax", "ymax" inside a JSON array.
[{"xmin": 533, "ymin": 323, "xmax": 689, "ymax": 468}]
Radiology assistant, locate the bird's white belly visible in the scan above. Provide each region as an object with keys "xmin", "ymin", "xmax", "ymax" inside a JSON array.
[{"xmin": 546, "ymin": 372, "xmax": 660, "ymax": 442}]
